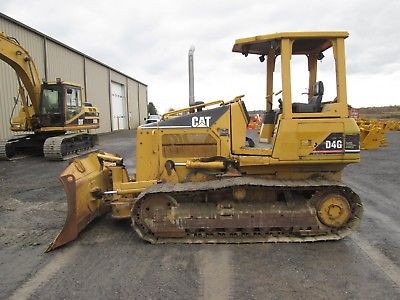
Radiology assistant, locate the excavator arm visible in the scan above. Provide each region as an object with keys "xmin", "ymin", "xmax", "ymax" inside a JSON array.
[{"xmin": 0, "ymin": 32, "xmax": 42, "ymax": 116}]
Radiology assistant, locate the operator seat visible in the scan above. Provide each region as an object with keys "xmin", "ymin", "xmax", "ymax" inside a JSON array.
[
  {"xmin": 263, "ymin": 109, "xmax": 279, "ymax": 125},
  {"xmin": 292, "ymin": 81, "xmax": 324, "ymax": 113}
]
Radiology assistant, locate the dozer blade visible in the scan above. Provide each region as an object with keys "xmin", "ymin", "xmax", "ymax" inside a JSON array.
[{"xmin": 46, "ymin": 153, "xmax": 110, "ymax": 252}]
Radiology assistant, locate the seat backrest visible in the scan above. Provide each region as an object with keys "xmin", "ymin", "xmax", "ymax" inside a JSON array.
[
  {"xmin": 313, "ymin": 81, "xmax": 324, "ymax": 96},
  {"xmin": 309, "ymin": 81, "xmax": 324, "ymax": 111},
  {"xmin": 263, "ymin": 110, "xmax": 276, "ymax": 124}
]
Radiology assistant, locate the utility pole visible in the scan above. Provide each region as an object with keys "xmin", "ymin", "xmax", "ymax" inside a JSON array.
[{"xmin": 188, "ymin": 46, "xmax": 195, "ymax": 105}]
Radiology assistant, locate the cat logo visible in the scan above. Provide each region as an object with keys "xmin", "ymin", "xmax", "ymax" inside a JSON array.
[{"xmin": 191, "ymin": 116, "xmax": 211, "ymax": 127}]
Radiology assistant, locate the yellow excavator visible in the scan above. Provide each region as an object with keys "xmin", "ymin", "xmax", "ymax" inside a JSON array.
[
  {"xmin": 48, "ymin": 31, "xmax": 363, "ymax": 251},
  {"xmin": 0, "ymin": 32, "xmax": 99, "ymax": 160}
]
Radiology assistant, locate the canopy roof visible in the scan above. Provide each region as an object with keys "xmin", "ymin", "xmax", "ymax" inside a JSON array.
[{"xmin": 232, "ymin": 31, "xmax": 349, "ymax": 56}]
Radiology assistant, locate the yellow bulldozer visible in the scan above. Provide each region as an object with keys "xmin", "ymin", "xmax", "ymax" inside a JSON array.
[
  {"xmin": 48, "ymin": 31, "xmax": 363, "ymax": 251},
  {"xmin": 0, "ymin": 32, "xmax": 100, "ymax": 160}
]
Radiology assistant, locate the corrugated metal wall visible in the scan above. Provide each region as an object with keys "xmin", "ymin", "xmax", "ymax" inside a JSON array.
[
  {"xmin": 0, "ymin": 13, "xmax": 147, "ymax": 139},
  {"xmin": 85, "ymin": 58, "xmax": 110, "ymax": 133},
  {"xmin": 138, "ymin": 84, "xmax": 148, "ymax": 125},
  {"xmin": 127, "ymin": 79, "xmax": 140, "ymax": 129},
  {"xmin": 46, "ymin": 40, "xmax": 85, "ymax": 86}
]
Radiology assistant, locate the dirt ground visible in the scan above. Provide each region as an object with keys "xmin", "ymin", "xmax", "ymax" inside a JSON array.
[{"xmin": 0, "ymin": 130, "xmax": 399, "ymax": 299}]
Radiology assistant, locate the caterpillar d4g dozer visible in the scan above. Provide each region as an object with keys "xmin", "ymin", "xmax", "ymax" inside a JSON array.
[
  {"xmin": 47, "ymin": 31, "xmax": 363, "ymax": 252},
  {"xmin": 0, "ymin": 32, "xmax": 99, "ymax": 160}
]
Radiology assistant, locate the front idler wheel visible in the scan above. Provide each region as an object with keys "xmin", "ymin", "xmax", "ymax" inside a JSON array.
[{"xmin": 317, "ymin": 193, "xmax": 351, "ymax": 228}]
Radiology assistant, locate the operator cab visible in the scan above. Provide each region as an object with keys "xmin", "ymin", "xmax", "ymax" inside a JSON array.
[
  {"xmin": 39, "ymin": 81, "xmax": 83, "ymax": 128},
  {"xmin": 232, "ymin": 32, "xmax": 351, "ymax": 157}
]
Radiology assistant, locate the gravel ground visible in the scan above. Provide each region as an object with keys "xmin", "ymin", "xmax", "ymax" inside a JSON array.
[{"xmin": 0, "ymin": 130, "xmax": 399, "ymax": 299}]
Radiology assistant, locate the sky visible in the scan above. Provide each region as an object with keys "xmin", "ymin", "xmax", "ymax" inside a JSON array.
[{"xmin": 0, "ymin": 0, "xmax": 399, "ymax": 113}]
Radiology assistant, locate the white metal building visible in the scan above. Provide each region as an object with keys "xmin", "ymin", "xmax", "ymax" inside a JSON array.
[{"xmin": 0, "ymin": 13, "xmax": 148, "ymax": 139}]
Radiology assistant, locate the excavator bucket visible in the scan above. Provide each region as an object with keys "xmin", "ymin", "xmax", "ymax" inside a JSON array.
[
  {"xmin": 46, "ymin": 153, "xmax": 110, "ymax": 252},
  {"xmin": 359, "ymin": 125, "xmax": 385, "ymax": 150}
]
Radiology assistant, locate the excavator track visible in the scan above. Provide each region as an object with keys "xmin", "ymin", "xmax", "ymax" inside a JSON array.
[
  {"xmin": 132, "ymin": 177, "xmax": 363, "ymax": 244},
  {"xmin": 0, "ymin": 135, "xmax": 42, "ymax": 160},
  {"xmin": 0, "ymin": 133, "xmax": 97, "ymax": 161},
  {"xmin": 43, "ymin": 133, "xmax": 98, "ymax": 160},
  {"xmin": 0, "ymin": 137, "xmax": 13, "ymax": 160}
]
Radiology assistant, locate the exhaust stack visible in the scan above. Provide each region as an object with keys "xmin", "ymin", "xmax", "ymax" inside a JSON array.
[{"xmin": 188, "ymin": 46, "xmax": 195, "ymax": 105}]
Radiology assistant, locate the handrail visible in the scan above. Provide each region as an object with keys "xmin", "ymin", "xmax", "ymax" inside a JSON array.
[{"xmin": 161, "ymin": 95, "xmax": 245, "ymax": 120}]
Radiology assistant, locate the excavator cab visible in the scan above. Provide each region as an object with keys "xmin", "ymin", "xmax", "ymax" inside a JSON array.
[
  {"xmin": 40, "ymin": 83, "xmax": 64, "ymax": 127},
  {"xmin": 39, "ymin": 81, "xmax": 83, "ymax": 128}
]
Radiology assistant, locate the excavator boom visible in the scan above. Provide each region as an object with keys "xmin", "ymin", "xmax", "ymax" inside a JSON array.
[{"xmin": 0, "ymin": 32, "xmax": 41, "ymax": 115}]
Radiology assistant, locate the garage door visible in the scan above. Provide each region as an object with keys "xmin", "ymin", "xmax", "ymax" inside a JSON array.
[{"xmin": 111, "ymin": 81, "xmax": 127, "ymax": 130}]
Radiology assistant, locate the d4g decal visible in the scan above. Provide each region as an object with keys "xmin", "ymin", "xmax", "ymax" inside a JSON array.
[{"xmin": 313, "ymin": 133, "xmax": 360, "ymax": 154}]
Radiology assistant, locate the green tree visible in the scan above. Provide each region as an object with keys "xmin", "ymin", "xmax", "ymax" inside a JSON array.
[{"xmin": 147, "ymin": 102, "xmax": 158, "ymax": 115}]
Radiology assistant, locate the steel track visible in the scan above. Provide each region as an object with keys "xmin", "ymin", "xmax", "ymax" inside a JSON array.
[
  {"xmin": 43, "ymin": 133, "xmax": 98, "ymax": 160},
  {"xmin": 0, "ymin": 135, "xmax": 34, "ymax": 160},
  {"xmin": 132, "ymin": 177, "xmax": 363, "ymax": 244}
]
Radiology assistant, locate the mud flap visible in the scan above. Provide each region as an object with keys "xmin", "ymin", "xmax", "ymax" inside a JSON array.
[{"xmin": 46, "ymin": 153, "xmax": 111, "ymax": 252}]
